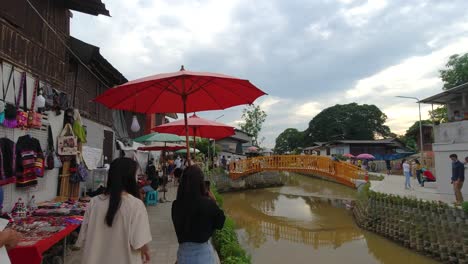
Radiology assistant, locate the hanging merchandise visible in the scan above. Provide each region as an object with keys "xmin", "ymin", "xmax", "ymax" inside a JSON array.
[
  {"xmin": 4, "ymin": 71, "xmax": 20, "ymax": 128},
  {"xmin": 70, "ymin": 155, "xmax": 88, "ymax": 183},
  {"xmin": 57, "ymin": 123, "xmax": 78, "ymax": 156},
  {"xmin": 16, "ymin": 72, "xmax": 29, "ymax": 129},
  {"xmin": 16, "ymin": 134, "xmax": 44, "ymax": 187},
  {"xmin": 0, "ymin": 63, "xmax": 14, "ymax": 125},
  {"xmin": 0, "ymin": 137, "xmax": 16, "ymax": 186},
  {"xmin": 27, "ymin": 79, "xmax": 42, "ymax": 128},
  {"xmin": 45, "ymin": 126, "xmax": 55, "ymax": 170},
  {"xmin": 72, "ymin": 109, "xmax": 87, "ymax": 143}
]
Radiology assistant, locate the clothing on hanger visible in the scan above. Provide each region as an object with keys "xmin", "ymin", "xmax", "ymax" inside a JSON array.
[
  {"xmin": 0, "ymin": 137, "xmax": 15, "ymax": 186},
  {"xmin": 15, "ymin": 135, "xmax": 44, "ymax": 187}
]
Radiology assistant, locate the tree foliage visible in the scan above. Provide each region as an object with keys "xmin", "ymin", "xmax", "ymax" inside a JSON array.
[
  {"xmin": 240, "ymin": 104, "xmax": 267, "ymax": 146},
  {"xmin": 429, "ymin": 106, "xmax": 448, "ymax": 123},
  {"xmin": 192, "ymin": 138, "xmax": 220, "ymax": 156},
  {"xmin": 440, "ymin": 53, "xmax": 468, "ymax": 90},
  {"xmin": 303, "ymin": 103, "xmax": 390, "ymax": 144},
  {"xmin": 402, "ymin": 120, "xmax": 432, "ymax": 150},
  {"xmin": 274, "ymin": 128, "xmax": 304, "ymax": 154}
]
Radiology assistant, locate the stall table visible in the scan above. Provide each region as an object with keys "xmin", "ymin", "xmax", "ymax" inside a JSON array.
[{"xmin": 8, "ymin": 223, "xmax": 79, "ymax": 264}]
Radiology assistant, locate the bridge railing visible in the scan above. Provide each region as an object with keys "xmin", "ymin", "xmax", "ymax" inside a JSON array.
[{"xmin": 229, "ymin": 155, "xmax": 361, "ymax": 188}]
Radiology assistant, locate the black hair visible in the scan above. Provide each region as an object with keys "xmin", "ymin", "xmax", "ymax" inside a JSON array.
[
  {"xmin": 175, "ymin": 165, "xmax": 207, "ymax": 233},
  {"xmin": 450, "ymin": 154, "xmax": 458, "ymax": 159},
  {"xmin": 414, "ymin": 159, "xmax": 420, "ymax": 164},
  {"xmin": 401, "ymin": 159, "xmax": 406, "ymax": 165},
  {"xmin": 105, "ymin": 157, "xmax": 140, "ymax": 227},
  {"xmin": 204, "ymin": 180, "xmax": 211, "ymax": 189},
  {"xmin": 173, "ymin": 168, "xmax": 183, "ymax": 178}
]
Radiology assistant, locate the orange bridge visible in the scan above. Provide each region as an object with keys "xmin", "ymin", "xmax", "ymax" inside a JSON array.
[{"xmin": 228, "ymin": 155, "xmax": 362, "ymax": 188}]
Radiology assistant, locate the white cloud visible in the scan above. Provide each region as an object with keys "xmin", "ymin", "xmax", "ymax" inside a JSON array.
[{"xmin": 340, "ymin": 0, "xmax": 388, "ymax": 27}]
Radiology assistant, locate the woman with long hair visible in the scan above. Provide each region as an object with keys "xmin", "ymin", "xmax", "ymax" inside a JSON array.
[
  {"xmin": 77, "ymin": 157, "xmax": 152, "ymax": 264},
  {"xmin": 172, "ymin": 165, "xmax": 225, "ymax": 264}
]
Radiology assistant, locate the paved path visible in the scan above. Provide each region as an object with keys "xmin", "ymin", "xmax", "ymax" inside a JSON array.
[
  {"xmin": 370, "ymin": 174, "xmax": 453, "ymax": 204},
  {"xmin": 68, "ymin": 185, "xmax": 179, "ymax": 264}
]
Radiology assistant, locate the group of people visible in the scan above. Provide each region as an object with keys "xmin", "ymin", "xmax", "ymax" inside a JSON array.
[
  {"xmin": 75, "ymin": 157, "xmax": 225, "ymax": 264},
  {"xmin": 401, "ymin": 158, "xmax": 436, "ymax": 189}
]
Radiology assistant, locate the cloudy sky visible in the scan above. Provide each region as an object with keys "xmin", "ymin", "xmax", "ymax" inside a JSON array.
[{"xmin": 71, "ymin": 0, "xmax": 468, "ymax": 148}]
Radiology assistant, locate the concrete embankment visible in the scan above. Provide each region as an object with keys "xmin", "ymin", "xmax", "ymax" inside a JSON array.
[{"xmin": 210, "ymin": 171, "xmax": 285, "ymax": 193}]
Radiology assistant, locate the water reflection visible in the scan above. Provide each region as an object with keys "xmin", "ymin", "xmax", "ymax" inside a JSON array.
[{"xmin": 223, "ymin": 174, "xmax": 438, "ymax": 264}]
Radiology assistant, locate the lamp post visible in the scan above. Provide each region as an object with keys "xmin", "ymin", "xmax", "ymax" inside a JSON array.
[
  {"xmin": 396, "ymin": 96, "xmax": 424, "ymax": 160},
  {"xmin": 209, "ymin": 114, "xmax": 224, "ymax": 167}
]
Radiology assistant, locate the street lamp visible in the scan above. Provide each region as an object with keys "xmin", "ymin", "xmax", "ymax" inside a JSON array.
[{"xmin": 396, "ymin": 96, "xmax": 424, "ymax": 160}]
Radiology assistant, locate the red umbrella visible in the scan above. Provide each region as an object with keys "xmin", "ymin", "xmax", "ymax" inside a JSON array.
[
  {"xmin": 343, "ymin": 153, "xmax": 355, "ymax": 158},
  {"xmin": 137, "ymin": 142, "xmax": 186, "ymax": 151},
  {"xmin": 152, "ymin": 113, "xmax": 235, "ymax": 156},
  {"xmin": 94, "ymin": 66, "xmax": 266, "ymax": 160}
]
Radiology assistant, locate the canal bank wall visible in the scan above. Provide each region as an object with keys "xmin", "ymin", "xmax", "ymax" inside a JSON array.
[
  {"xmin": 353, "ymin": 189, "xmax": 468, "ymax": 264},
  {"xmin": 210, "ymin": 171, "xmax": 285, "ymax": 193}
]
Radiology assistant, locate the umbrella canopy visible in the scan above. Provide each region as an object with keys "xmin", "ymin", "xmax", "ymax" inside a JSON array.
[
  {"xmin": 246, "ymin": 146, "xmax": 259, "ymax": 152},
  {"xmin": 94, "ymin": 66, "xmax": 266, "ymax": 160},
  {"xmin": 175, "ymin": 148, "xmax": 200, "ymax": 154},
  {"xmin": 137, "ymin": 142, "xmax": 186, "ymax": 151},
  {"xmin": 343, "ymin": 153, "xmax": 355, "ymax": 158},
  {"xmin": 133, "ymin": 132, "xmax": 184, "ymax": 143},
  {"xmin": 356, "ymin": 153, "xmax": 375, "ymax": 160},
  {"xmin": 152, "ymin": 113, "xmax": 235, "ymax": 140}
]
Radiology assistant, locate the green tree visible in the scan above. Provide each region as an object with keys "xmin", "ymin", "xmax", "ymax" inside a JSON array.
[
  {"xmin": 403, "ymin": 120, "xmax": 432, "ymax": 150},
  {"xmin": 274, "ymin": 128, "xmax": 304, "ymax": 154},
  {"xmin": 240, "ymin": 104, "xmax": 267, "ymax": 146},
  {"xmin": 440, "ymin": 53, "xmax": 468, "ymax": 90},
  {"xmin": 192, "ymin": 138, "xmax": 220, "ymax": 156},
  {"xmin": 303, "ymin": 103, "xmax": 391, "ymax": 144},
  {"xmin": 428, "ymin": 106, "xmax": 448, "ymax": 123}
]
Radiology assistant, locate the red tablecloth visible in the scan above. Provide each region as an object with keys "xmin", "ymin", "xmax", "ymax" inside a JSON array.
[{"xmin": 8, "ymin": 224, "xmax": 79, "ymax": 264}]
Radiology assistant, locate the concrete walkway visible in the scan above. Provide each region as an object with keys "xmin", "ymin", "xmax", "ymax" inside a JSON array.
[
  {"xmin": 68, "ymin": 185, "xmax": 179, "ymax": 264},
  {"xmin": 370, "ymin": 174, "xmax": 453, "ymax": 204}
]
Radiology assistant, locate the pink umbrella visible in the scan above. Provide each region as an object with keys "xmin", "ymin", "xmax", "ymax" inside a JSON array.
[
  {"xmin": 343, "ymin": 153, "xmax": 355, "ymax": 158},
  {"xmin": 246, "ymin": 146, "xmax": 259, "ymax": 152},
  {"xmin": 356, "ymin": 153, "xmax": 375, "ymax": 160}
]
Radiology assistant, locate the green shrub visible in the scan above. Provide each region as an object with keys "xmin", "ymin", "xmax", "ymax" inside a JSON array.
[{"xmin": 462, "ymin": 201, "xmax": 468, "ymax": 212}]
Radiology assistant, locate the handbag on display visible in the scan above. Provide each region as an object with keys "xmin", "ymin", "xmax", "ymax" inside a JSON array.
[
  {"xmin": 27, "ymin": 79, "xmax": 42, "ymax": 128},
  {"xmin": 57, "ymin": 123, "xmax": 78, "ymax": 156},
  {"xmin": 0, "ymin": 63, "xmax": 13, "ymax": 125},
  {"xmin": 16, "ymin": 72, "xmax": 28, "ymax": 129},
  {"xmin": 3, "ymin": 71, "xmax": 21, "ymax": 128},
  {"xmin": 45, "ymin": 126, "xmax": 55, "ymax": 170}
]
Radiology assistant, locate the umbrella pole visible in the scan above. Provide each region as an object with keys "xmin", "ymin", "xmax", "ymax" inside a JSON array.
[
  {"xmin": 183, "ymin": 95, "xmax": 190, "ymax": 162},
  {"xmin": 193, "ymin": 127, "xmax": 196, "ymax": 160}
]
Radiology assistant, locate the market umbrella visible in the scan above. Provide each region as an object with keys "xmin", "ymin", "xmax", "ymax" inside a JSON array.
[
  {"xmin": 137, "ymin": 142, "xmax": 186, "ymax": 151},
  {"xmin": 175, "ymin": 148, "xmax": 200, "ymax": 154},
  {"xmin": 343, "ymin": 153, "xmax": 355, "ymax": 158},
  {"xmin": 246, "ymin": 146, "xmax": 259, "ymax": 152},
  {"xmin": 133, "ymin": 132, "xmax": 184, "ymax": 144},
  {"xmin": 94, "ymin": 66, "xmax": 266, "ymax": 160},
  {"xmin": 356, "ymin": 153, "xmax": 375, "ymax": 160},
  {"xmin": 152, "ymin": 113, "xmax": 235, "ymax": 156}
]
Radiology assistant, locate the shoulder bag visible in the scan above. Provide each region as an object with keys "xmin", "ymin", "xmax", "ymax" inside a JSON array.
[
  {"xmin": 0, "ymin": 64, "xmax": 14, "ymax": 125},
  {"xmin": 3, "ymin": 71, "xmax": 20, "ymax": 128},
  {"xmin": 57, "ymin": 123, "xmax": 78, "ymax": 156},
  {"xmin": 27, "ymin": 79, "xmax": 42, "ymax": 128},
  {"xmin": 16, "ymin": 72, "xmax": 28, "ymax": 129}
]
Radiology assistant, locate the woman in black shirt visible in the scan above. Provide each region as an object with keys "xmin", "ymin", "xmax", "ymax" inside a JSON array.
[{"xmin": 171, "ymin": 165, "xmax": 225, "ymax": 264}]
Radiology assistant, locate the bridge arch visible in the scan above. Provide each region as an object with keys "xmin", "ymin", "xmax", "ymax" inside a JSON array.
[{"xmin": 228, "ymin": 155, "xmax": 362, "ymax": 188}]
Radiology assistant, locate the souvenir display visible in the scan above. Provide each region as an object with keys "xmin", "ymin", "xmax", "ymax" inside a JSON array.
[
  {"xmin": 11, "ymin": 197, "xmax": 28, "ymax": 218},
  {"xmin": 16, "ymin": 72, "xmax": 28, "ymax": 129},
  {"xmin": 0, "ymin": 137, "xmax": 16, "ymax": 186},
  {"xmin": 72, "ymin": 109, "xmax": 87, "ymax": 143},
  {"xmin": 3, "ymin": 71, "xmax": 20, "ymax": 128},
  {"xmin": 28, "ymin": 195, "xmax": 37, "ymax": 211},
  {"xmin": 27, "ymin": 79, "xmax": 42, "ymax": 128},
  {"xmin": 0, "ymin": 63, "xmax": 14, "ymax": 125}
]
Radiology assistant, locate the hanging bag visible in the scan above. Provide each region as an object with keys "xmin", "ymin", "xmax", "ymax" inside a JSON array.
[
  {"xmin": 57, "ymin": 123, "xmax": 78, "ymax": 156},
  {"xmin": 45, "ymin": 126, "xmax": 55, "ymax": 170},
  {"xmin": 0, "ymin": 64, "xmax": 14, "ymax": 125},
  {"xmin": 3, "ymin": 71, "xmax": 20, "ymax": 128},
  {"xmin": 27, "ymin": 79, "xmax": 42, "ymax": 128},
  {"xmin": 16, "ymin": 72, "xmax": 28, "ymax": 129}
]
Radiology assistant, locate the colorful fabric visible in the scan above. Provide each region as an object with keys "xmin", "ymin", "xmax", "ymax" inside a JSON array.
[{"xmin": 16, "ymin": 135, "xmax": 44, "ymax": 188}]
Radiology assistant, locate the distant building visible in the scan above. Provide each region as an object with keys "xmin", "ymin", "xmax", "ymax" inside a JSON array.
[
  {"xmin": 216, "ymin": 129, "xmax": 253, "ymax": 159},
  {"xmin": 421, "ymin": 82, "xmax": 468, "ymax": 202},
  {"xmin": 303, "ymin": 138, "xmax": 409, "ymax": 158}
]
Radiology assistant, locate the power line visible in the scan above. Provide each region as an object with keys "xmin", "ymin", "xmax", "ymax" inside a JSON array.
[{"xmin": 25, "ymin": 0, "xmax": 111, "ymax": 88}]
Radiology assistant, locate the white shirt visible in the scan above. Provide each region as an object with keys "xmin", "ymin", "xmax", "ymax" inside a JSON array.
[
  {"xmin": 77, "ymin": 194, "xmax": 152, "ymax": 264},
  {"xmin": 403, "ymin": 162, "xmax": 410, "ymax": 173},
  {"xmin": 175, "ymin": 158, "xmax": 182, "ymax": 168}
]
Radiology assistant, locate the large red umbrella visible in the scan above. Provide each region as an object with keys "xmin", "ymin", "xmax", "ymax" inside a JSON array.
[
  {"xmin": 152, "ymin": 113, "xmax": 235, "ymax": 156},
  {"xmin": 94, "ymin": 66, "xmax": 266, "ymax": 160}
]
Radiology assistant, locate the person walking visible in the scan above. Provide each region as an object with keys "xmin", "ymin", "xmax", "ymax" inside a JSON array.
[
  {"xmin": 450, "ymin": 154, "xmax": 465, "ymax": 205},
  {"xmin": 76, "ymin": 157, "xmax": 152, "ymax": 264},
  {"xmin": 385, "ymin": 159, "xmax": 392, "ymax": 175},
  {"xmin": 172, "ymin": 165, "xmax": 226, "ymax": 264},
  {"xmin": 414, "ymin": 159, "xmax": 423, "ymax": 185},
  {"xmin": 175, "ymin": 156, "xmax": 182, "ymax": 169},
  {"xmin": 402, "ymin": 159, "xmax": 412, "ymax": 189}
]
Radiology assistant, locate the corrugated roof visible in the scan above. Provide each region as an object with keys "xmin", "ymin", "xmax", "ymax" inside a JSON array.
[
  {"xmin": 420, "ymin": 82, "xmax": 468, "ymax": 104},
  {"xmin": 329, "ymin": 138, "xmax": 397, "ymax": 144},
  {"xmin": 58, "ymin": 0, "xmax": 110, "ymax": 16}
]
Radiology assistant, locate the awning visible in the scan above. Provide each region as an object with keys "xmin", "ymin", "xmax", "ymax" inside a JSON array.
[
  {"xmin": 116, "ymin": 140, "xmax": 144, "ymax": 151},
  {"xmin": 420, "ymin": 82, "xmax": 468, "ymax": 104}
]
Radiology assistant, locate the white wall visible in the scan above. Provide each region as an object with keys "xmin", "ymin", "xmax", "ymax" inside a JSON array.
[
  {"xmin": 330, "ymin": 144, "xmax": 350, "ymax": 155},
  {"xmin": 433, "ymin": 142, "xmax": 468, "ymax": 203}
]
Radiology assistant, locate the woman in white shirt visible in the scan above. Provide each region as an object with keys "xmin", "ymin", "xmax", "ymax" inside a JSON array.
[
  {"xmin": 77, "ymin": 157, "xmax": 152, "ymax": 264},
  {"xmin": 402, "ymin": 159, "xmax": 412, "ymax": 189}
]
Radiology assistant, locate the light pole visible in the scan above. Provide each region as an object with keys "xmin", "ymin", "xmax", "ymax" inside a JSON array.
[
  {"xmin": 396, "ymin": 96, "xmax": 424, "ymax": 160},
  {"xmin": 209, "ymin": 114, "xmax": 224, "ymax": 166}
]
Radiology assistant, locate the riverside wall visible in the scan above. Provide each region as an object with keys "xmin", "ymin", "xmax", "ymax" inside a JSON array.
[
  {"xmin": 353, "ymin": 191, "xmax": 468, "ymax": 264},
  {"xmin": 210, "ymin": 171, "xmax": 285, "ymax": 193}
]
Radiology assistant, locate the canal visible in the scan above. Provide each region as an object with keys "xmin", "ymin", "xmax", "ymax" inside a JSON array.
[{"xmin": 222, "ymin": 173, "xmax": 438, "ymax": 264}]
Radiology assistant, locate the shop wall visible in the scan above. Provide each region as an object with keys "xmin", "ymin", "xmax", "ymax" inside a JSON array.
[{"xmin": 82, "ymin": 117, "xmax": 116, "ymax": 164}]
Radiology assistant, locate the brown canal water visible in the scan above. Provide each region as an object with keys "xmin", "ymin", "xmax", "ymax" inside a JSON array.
[{"xmin": 222, "ymin": 173, "xmax": 438, "ymax": 264}]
